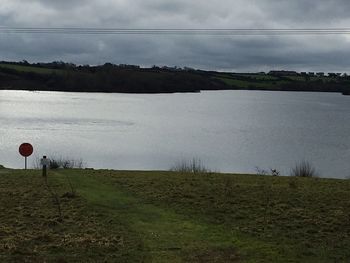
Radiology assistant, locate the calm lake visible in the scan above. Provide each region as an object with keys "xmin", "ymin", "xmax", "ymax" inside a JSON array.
[{"xmin": 0, "ymin": 90, "xmax": 349, "ymax": 178}]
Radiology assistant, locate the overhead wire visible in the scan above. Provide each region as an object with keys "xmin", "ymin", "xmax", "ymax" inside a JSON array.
[{"xmin": 1, "ymin": 27, "xmax": 350, "ymax": 35}]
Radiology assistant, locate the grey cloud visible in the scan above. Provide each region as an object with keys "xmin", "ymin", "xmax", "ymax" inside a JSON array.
[
  {"xmin": 259, "ymin": 0, "xmax": 350, "ymax": 26},
  {"xmin": 26, "ymin": 0, "xmax": 89, "ymax": 10},
  {"xmin": 1, "ymin": 0, "xmax": 350, "ymax": 72}
]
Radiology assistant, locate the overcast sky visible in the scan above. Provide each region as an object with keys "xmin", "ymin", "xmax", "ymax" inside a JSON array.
[{"xmin": 1, "ymin": 0, "xmax": 350, "ymax": 72}]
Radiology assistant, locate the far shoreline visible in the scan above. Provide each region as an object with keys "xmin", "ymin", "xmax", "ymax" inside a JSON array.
[
  {"xmin": 1, "ymin": 87, "xmax": 349, "ymax": 96},
  {"xmin": 1, "ymin": 61, "xmax": 349, "ymax": 96}
]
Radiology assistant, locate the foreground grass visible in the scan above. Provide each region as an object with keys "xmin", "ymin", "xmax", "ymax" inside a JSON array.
[
  {"xmin": 0, "ymin": 169, "xmax": 349, "ymax": 262},
  {"xmin": 0, "ymin": 169, "xmax": 144, "ymax": 262}
]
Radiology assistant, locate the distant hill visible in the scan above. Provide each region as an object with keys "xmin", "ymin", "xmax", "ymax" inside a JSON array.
[{"xmin": 0, "ymin": 61, "xmax": 349, "ymax": 95}]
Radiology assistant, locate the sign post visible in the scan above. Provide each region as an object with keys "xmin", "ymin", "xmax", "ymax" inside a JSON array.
[
  {"xmin": 40, "ymin": 156, "xmax": 50, "ymax": 177},
  {"xmin": 19, "ymin": 143, "xmax": 33, "ymax": 170}
]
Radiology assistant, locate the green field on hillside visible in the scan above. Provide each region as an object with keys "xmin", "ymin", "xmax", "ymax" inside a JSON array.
[
  {"xmin": 0, "ymin": 63, "xmax": 62, "ymax": 74},
  {"xmin": 0, "ymin": 168, "xmax": 349, "ymax": 262},
  {"xmin": 216, "ymin": 76, "xmax": 280, "ymax": 89}
]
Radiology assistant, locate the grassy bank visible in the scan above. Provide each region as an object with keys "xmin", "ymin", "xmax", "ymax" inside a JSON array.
[{"xmin": 0, "ymin": 168, "xmax": 349, "ymax": 262}]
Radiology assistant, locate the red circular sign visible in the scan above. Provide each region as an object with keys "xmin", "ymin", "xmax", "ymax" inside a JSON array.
[{"xmin": 19, "ymin": 143, "xmax": 33, "ymax": 157}]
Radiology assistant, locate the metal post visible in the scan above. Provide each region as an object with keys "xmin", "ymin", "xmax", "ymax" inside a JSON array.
[
  {"xmin": 25, "ymin": 156, "xmax": 27, "ymax": 170},
  {"xmin": 42, "ymin": 156, "xmax": 47, "ymax": 177}
]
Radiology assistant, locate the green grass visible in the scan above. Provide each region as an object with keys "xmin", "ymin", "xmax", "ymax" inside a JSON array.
[
  {"xmin": 234, "ymin": 74, "xmax": 280, "ymax": 81},
  {"xmin": 0, "ymin": 63, "xmax": 62, "ymax": 74},
  {"xmin": 214, "ymin": 73, "xmax": 291, "ymax": 89},
  {"xmin": 214, "ymin": 73, "xmax": 341, "ymax": 90},
  {"xmin": 216, "ymin": 76, "xmax": 281, "ymax": 89},
  {"xmin": 284, "ymin": 76, "xmax": 332, "ymax": 82},
  {"xmin": 1, "ymin": 169, "xmax": 349, "ymax": 262}
]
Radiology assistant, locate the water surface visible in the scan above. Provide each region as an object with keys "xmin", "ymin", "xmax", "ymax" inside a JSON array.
[{"xmin": 0, "ymin": 90, "xmax": 349, "ymax": 178}]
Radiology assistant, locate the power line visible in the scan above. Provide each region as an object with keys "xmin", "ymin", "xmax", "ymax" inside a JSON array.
[{"xmin": 1, "ymin": 27, "xmax": 350, "ymax": 35}]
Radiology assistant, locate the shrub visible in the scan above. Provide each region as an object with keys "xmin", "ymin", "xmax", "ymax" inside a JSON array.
[
  {"xmin": 255, "ymin": 166, "xmax": 280, "ymax": 176},
  {"xmin": 290, "ymin": 160, "xmax": 318, "ymax": 178},
  {"xmin": 255, "ymin": 166, "xmax": 268, "ymax": 176},
  {"xmin": 33, "ymin": 156, "xmax": 84, "ymax": 169},
  {"xmin": 49, "ymin": 157, "xmax": 84, "ymax": 169},
  {"xmin": 270, "ymin": 169, "xmax": 280, "ymax": 176},
  {"xmin": 49, "ymin": 159, "xmax": 61, "ymax": 169},
  {"xmin": 170, "ymin": 158, "xmax": 210, "ymax": 174}
]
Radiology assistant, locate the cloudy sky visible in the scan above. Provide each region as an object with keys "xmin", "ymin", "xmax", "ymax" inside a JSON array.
[{"xmin": 1, "ymin": 0, "xmax": 350, "ymax": 72}]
